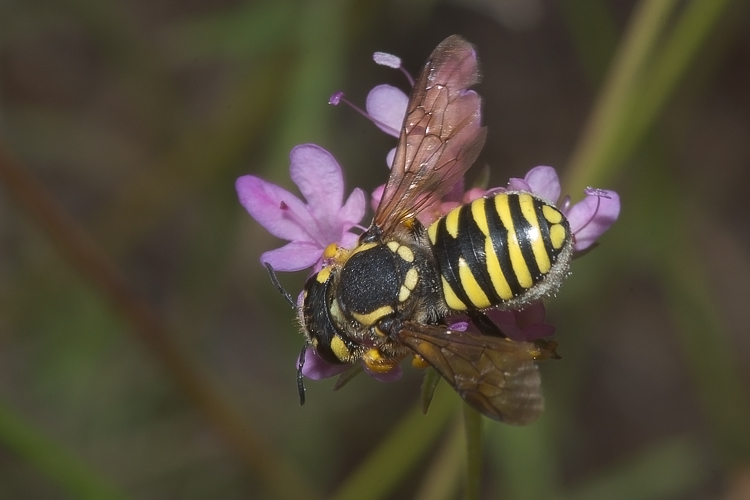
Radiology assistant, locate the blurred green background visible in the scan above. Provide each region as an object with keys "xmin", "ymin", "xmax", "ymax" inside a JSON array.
[{"xmin": 1, "ymin": 0, "xmax": 749, "ymax": 499}]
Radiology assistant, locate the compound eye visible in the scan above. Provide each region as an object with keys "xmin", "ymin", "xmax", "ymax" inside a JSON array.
[{"xmin": 374, "ymin": 315, "xmax": 400, "ymax": 337}]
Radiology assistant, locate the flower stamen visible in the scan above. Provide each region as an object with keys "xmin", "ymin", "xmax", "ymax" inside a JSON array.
[
  {"xmin": 570, "ymin": 188, "xmax": 610, "ymax": 236},
  {"xmin": 373, "ymin": 51, "xmax": 415, "ymax": 86},
  {"xmin": 329, "ymin": 91, "xmax": 399, "ymax": 137}
]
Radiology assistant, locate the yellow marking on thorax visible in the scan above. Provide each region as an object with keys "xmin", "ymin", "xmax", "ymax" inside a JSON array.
[
  {"xmin": 518, "ymin": 194, "xmax": 551, "ymax": 273},
  {"xmin": 350, "ymin": 305, "xmax": 394, "ymax": 327},
  {"xmin": 404, "ymin": 268, "xmax": 419, "ymax": 290},
  {"xmin": 441, "ymin": 276, "xmax": 467, "ymax": 310},
  {"xmin": 330, "ymin": 335, "xmax": 351, "ymax": 362},
  {"xmin": 495, "ymin": 195, "xmax": 533, "ymax": 289},
  {"xmin": 472, "ymin": 199, "xmax": 513, "ymax": 301},
  {"xmin": 349, "ymin": 241, "xmax": 378, "ymax": 257},
  {"xmin": 386, "ymin": 241, "xmax": 415, "ymax": 263},
  {"xmin": 397, "ymin": 245, "xmax": 414, "ymax": 262},
  {"xmin": 329, "ymin": 299, "xmax": 343, "ymax": 323},
  {"xmin": 399, "ymin": 267, "xmax": 420, "ymax": 303},
  {"xmin": 457, "ymin": 257, "xmax": 492, "ymax": 309}
]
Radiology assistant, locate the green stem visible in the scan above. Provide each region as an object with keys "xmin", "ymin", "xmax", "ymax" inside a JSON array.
[
  {"xmin": 463, "ymin": 404, "xmax": 483, "ymax": 500},
  {"xmin": 413, "ymin": 417, "xmax": 464, "ymax": 500}
]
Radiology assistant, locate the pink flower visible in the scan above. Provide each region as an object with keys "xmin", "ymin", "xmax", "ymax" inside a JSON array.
[
  {"xmin": 448, "ymin": 302, "xmax": 555, "ymax": 342},
  {"xmin": 241, "ymin": 45, "xmax": 622, "ymax": 387},
  {"xmin": 506, "ymin": 166, "xmax": 621, "ymax": 252},
  {"xmin": 236, "ymin": 144, "xmax": 366, "ymax": 272},
  {"xmin": 300, "ymin": 348, "xmax": 403, "ymax": 382}
]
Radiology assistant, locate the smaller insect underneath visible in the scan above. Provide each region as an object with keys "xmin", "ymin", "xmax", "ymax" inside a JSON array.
[{"xmin": 297, "ymin": 35, "xmax": 573, "ymax": 425}]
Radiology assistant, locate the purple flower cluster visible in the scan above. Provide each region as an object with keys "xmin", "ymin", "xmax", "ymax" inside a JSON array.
[
  {"xmin": 236, "ymin": 49, "xmax": 620, "ymax": 382},
  {"xmin": 236, "ymin": 144, "xmax": 366, "ymax": 273}
]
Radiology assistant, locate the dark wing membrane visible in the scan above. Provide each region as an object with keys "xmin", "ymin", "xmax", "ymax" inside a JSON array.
[
  {"xmin": 397, "ymin": 322, "xmax": 555, "ymax": 425},
  {"xmin": 374, "ymin": 35, "xmax": 487, "ymax": 235}
]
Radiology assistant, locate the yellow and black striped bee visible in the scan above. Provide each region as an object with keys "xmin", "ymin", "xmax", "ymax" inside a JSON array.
[{"xmin": 299, "ymin": 35, "xmax": 573, "ymax": 425}]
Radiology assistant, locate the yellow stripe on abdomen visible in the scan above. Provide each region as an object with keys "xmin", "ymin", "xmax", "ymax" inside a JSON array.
[
  {"xmin": 457, "ymin": 257, "xmax": 492, "ymax": 309},
  {"xmin": 494, "ymin": 195, "xmax": 533, "ymax": 289},
  {"xmin": 518, "ymin": 193, "xmax": 551, "ymax": 274},
  {"xmin": 471, "ymin": 198, "xmax": 513, "ymax": 301}
]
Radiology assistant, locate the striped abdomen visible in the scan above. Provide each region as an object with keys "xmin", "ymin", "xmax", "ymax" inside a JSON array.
[{"xmin": 427, "ymin": 192, "xmax": 573, "ymax": 311}]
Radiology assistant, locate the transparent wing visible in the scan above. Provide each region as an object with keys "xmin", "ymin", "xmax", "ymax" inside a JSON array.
[
  {"xmin": 373, "ymin": 35, "xmax": 487, "ymax": 235},
  {"xmin": 397, "ymin": 322, "xmax": 557, "ymax": 425}
]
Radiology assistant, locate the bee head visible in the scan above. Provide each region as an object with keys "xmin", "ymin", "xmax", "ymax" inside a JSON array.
[{"xmin": 299, "ymin": 264, "xmax": 359, "ymax": 366}]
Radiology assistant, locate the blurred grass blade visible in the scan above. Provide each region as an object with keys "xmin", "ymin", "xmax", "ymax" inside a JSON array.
[
  {"xmin": 487, "ymin": 415, "xmax": 560, "ymax": 500},
  {"xmin": 559, "ymin": 0, "xmax": 618, "ymax": 85},
  {"xmin": 266, "ymin": 0, "xmax": 350, "ymax": 170},
  {"xmin": 419, "ymin": 367, "xmax": 442, "ymax": 414},
  {"xmin": 637, "ymin": 155, "xmax": 750, "ymax": 461},
  {"xmin": 565, "ymin": 0, "xmax": 734, "ymax": 192},
  {"xmin": 564, "ymin": 437, "xmax": 708, "ymax": 500},
  {"xmin": 0, "ymin": 399, "xmax": 130, "ymax": 500},
  {"xmin": 462, "ymin": 404, "xmax": 483, "ymax": 500},
  {"xmin": 616, "ymin": 0, "xmax": 734, "ymax": 169},
  {"xmin": 565, "ymin": 0, "xmax": 680, "ymax": 191},
  {"xmin": 413, "ymin": 417, "xmax": 464, "ymax": 500},
  {"xmin": 166, "ymin": 0, "xmax": 295, "ymax": 62},
  {"xmin": 330, "ymin": 383, "xmax": 459, "ymax": 500},
  {"xmin": 0, "ymin": 142, "xmax": 321, "ymax": 500}
]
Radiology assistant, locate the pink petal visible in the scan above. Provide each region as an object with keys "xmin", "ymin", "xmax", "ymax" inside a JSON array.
[
  {"xmin": 568, "ymin": 190, "xmax": 621, "ymax": 251},
  {"xmin": 338, "ymin": 187, "xmax": 366, "ymax": 229},
  {"xmin": 236, "ymin": 175, "xmax": 315, "ymax": 242},
  {"xmin": 289, "ymin": 144, "xmax": 345, "ymax": 223},
  {"xmin": 300, "ymin": 348, "xmax": 349, "ymax": 380},
  {"xmin": 444, "ymin": 177, "xmax": 465, "ymax": 203},
  {"xmin": 507, "ymin": 177, "xmax": 532, "ymax": 192},
  {"xmin": 261, "ymin": 241, "xmax": 324, "ymax": 272},
  {"xmin": 371, "ymin": 184, "xmax": 385, "ymax": 212},
  {"xmin": 462, "ymin": 187, "xmax": 486, "ymax": 203},
  {"xmin": 366, "ymin": 84, "xmax": 407, "ymax": 137},
  {"xmin": 524, "ymin": 166, "xmax": 561, "ymax": 203},
  {"xmin": 339, "ymin": 232, "xmax": 360, "ymax": 253},
  {"xmin": 386, "ymin": 147, "xmax": 396, "ymax": 168},
  {"xmin": 514, "ymin": 302, "xmax": 546, "ymax": 327}
]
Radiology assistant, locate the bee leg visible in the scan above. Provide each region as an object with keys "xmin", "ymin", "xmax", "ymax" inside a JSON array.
[{"xmin": 467, "ymin": 310, "xmax": 508, "ymax": 338}]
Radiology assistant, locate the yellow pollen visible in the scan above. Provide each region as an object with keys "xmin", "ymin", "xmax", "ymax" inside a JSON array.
[
  {"xmin": 322, "ymin": 243, "xmax": 339, "ymax": 259},
  {"xmin": 363, "ymin": 349, "xmax": 399, "ymax": 373},
  {"xmin": 316, "ymin": 267, "xmax": 331, "ymax": 284}
]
